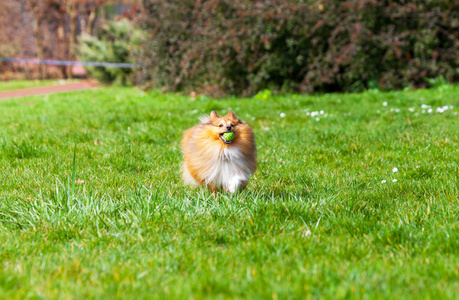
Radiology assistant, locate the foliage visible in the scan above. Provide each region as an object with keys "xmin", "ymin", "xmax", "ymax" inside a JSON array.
[
  {"xmin": 0, "ymin": 85, "xmax": 459, "ymax": 297},
  {"xmin": 135, "ymin": 0, "xmax": 459, "ymax": 95},
  {"xmin": 78, "ymin": 19, "xmax": 140, "ymax": 85}
]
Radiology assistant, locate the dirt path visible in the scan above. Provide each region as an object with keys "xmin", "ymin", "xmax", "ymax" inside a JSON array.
[{"xmin": 0, "ymin": 81, "xmax": 98, "ymax": 100}]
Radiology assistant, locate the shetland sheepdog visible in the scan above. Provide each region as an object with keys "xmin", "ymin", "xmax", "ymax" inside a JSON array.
[{"xmin": 181, "ymin": 110, "xmax": 257, "ymax": 193}]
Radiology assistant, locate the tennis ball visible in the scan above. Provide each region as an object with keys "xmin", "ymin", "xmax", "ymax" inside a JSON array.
[{"xmin": 223, "ymin": 132, "xmax": 234, "ymax": 141}]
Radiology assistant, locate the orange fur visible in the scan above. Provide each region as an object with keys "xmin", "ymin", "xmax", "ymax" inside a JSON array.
[{"xmin": 181, "ymin": 110, "xmax": 257, "ymax": 193}]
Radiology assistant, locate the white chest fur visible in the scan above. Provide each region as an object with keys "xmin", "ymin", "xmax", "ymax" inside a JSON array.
[{"xmin": 205, "ymin": 147, "xmax": 252, "ymax": 193}]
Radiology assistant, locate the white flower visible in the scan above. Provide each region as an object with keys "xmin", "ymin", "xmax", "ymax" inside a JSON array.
[
  {"xmin": 395, "ymin": 108, "xmax": 400, "ymax": 113},
  {"xmin": 427, "ymin": 108, "xmax": 433, "ymax": 113},
  {"xmin": 392, "ymin": 179, "xmax": 398, "ymax": 182},
  {"xmin": 306, "ymin": 112, "xmax": 310, "ymax": 116},
  {"xmin": 422, "ymin": 110, "xmax": 425, "ymax": 113},
  {"xmin": 450, "ymin": 105, "xmax": 454, "ymax": 109},
  {"xmin": 311, "ymin": 111, "xmax": 319, "ymax": 117},
  {"xmin": 392, "ymin": 167, "xmax": 398, "ymax": 173},
  {"xmin": 302, "ymin": 229, "xmax": 311, "ymax": 237},
  {"xmin": 315, "ymin": 117, "xmax": 320, "ymax": 121},
  {"xmin": 416, "ymin": 166, "xmax": 420, "ymax": 169},
  {"xmin": 320, "ymin": 110, "xmax": 324, "ymax": 115},
  {"xmin": 436, "ymin": 107, "xmax": 444, "ymax": 113},
  {"xmin": 421, "ymin": 104, "xmax": 430, "ymax": 109},
  {"xmin": 381, "ymin": 180, "xmax": 387, "ymax": 184},
  {"xmin": 442, "ymin": 105, "xmax": 449, "ymax": 111},
  {"xmin": 280, "ymin": 112, "xmax": 286, "ymax": 118},
  {"xmin": 383, "ymin": 102, "xmax": 388, "ymax": 106},
  {"xmin": 408, "ymin": 107, "xmax": 415, "ymax": 112}
]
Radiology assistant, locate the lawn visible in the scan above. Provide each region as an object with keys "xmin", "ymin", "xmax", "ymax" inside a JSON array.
[
  {"xmin": 0, "ymin": 79, "xmax": 80, "ymax": 92},
  {"xmin": 0, "ymin": 85, "xmax": 458, "ymax": 299}
]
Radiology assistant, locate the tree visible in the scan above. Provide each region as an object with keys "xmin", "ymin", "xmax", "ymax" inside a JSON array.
[
  {"xmin": 24, "ymin": 0, "xmax": 48, "ymax": 79},
  {"xmin": 5, "ymin": 0, "xmax": 136, "ymax": 79}
]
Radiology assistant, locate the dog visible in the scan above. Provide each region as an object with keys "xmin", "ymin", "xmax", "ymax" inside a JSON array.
[{"xmin": 181, "ymin": 110, "xmax": 257, "ymax": 193}]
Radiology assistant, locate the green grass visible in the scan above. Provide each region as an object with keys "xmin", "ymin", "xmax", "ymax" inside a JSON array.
[
  {"xmin": 0, "ymin": 85, "xmax": 458, "ymax": 299},
  {"xmin": 0, "ymin": 79, "xmax": 80, "ymax": 92}
]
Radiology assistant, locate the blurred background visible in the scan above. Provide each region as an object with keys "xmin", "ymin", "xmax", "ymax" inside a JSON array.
[
  {"xmin": 0, "ymin": 0, "xmax": 138, "ymax": 82},
  {"xmin": 1, "ymin": 0, "xmax": 458, "ymax": 96}
]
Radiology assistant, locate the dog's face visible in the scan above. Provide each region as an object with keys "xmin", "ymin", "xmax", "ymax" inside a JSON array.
[{"xmin": 208, "ymin": 110, "xmax": 242, "ymax": 145}]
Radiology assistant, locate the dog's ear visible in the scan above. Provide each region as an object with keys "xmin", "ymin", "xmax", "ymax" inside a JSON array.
[
  {"xmin": 226, "ymin": 110, "xmax": 237, "ymax": 119},
  {"xmin": 226, "ymin": 110, "xmax": 242, "ymax": 122},
  {"xmin": 210, "ymin": 110, "xmax": 219, "ymax": 119}
]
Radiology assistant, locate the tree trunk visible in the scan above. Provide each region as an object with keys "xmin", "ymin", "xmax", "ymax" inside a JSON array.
[
  {"xmin": 87, "ymin": 6, "xmax": 97, "ymax": 35},
  {"xmin": 25, "ymin": 62, "xmax": 31, "ymax": 80},
  {"xmin": 57, "ymin": 17, "xmax": 68, "ymax": 79},
  {"xmin": 33, "ymin": 15, "xmax": 45, "ymax": 79},
  {"xmin": 68, "ymin": 1, "xmax": 78, "ymax": 79}
]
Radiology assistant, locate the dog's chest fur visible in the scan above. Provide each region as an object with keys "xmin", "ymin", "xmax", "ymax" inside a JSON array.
[{"xmin": 205, "ymin": 147, "xmax": 252, "ymax": 192}]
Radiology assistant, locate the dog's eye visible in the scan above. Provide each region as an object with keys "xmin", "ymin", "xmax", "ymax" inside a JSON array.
[
  {"xmin": 219, "ymin": 124, "xmax": 223, "ymax": 127},
  {"xmin": 231, "ymin": 124, "xmax": 234, "ymax": 126}
]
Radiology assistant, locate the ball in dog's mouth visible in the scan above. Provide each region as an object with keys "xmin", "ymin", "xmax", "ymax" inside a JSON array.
[{"xmin": 219, "ymin": 131, "xmax": 234, "ymax": 144}]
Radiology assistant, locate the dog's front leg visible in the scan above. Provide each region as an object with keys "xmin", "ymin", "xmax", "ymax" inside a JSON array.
[{"xmin": 225, "ymin": 176, "xmax": 247, "ymax": 194}]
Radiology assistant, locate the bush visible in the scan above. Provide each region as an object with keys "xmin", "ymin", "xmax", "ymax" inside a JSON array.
[
  {"xmin": 135, "ymin": 0, "xmax": 459, "ymax": 96},
  {"xmin": 78, "ymin": 19, "xmax": 140, "ymax": 85}
]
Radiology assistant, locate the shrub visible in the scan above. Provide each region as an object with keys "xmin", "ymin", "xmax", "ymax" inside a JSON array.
[
  {"xmin": 78, "ymin": 19, "xmax": 140, "ymax": 85},
  {"xmin": 135, "ymin": 0, "xmax": 459, "ymax": 96}
]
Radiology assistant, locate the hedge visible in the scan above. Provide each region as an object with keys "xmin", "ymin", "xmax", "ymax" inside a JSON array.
[{"xmin": 135, "ymin": 0, "xmax": 459, "ymax": 96}]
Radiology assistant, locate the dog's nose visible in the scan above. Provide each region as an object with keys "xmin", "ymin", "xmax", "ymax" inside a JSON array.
[{"xmin": 226, "ymin": 125, "xmax": 232, "ymax": 131}]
